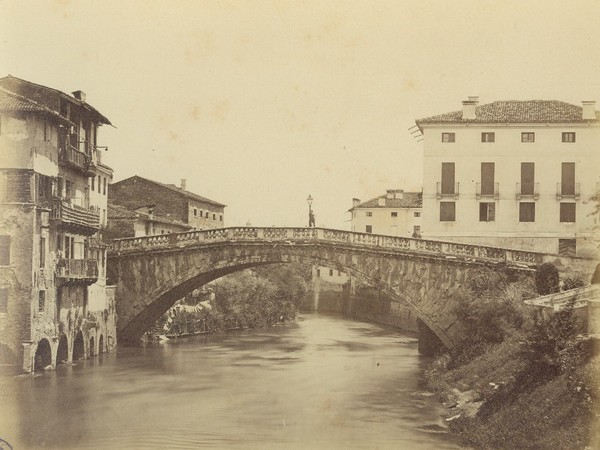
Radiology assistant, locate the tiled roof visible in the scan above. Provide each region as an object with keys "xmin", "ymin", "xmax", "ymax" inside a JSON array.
[
  {"xmin": 350, "ymin": 191, "xmax": 422, "ymax": 211},
  {"xmin": 0, "ymin": 87, "xmax": 72, "ymax": 124},
  {"xmin": 119, "ymin": 176, "xmax": 226, "ymax": 208},
  {"xmin": 108, "ymin": 203, "xmax": 193, "ymax": 228},
  {"xmin": 416, "ymin": 100, "xmax": 597, "ymax": 125},
  {"xmin": 0, "ymin": 75, "xmax": 112, "ymax": 125}
]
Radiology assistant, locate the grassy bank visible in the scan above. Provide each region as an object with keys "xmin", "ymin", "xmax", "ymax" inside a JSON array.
[{"xmin": 424, "ymin": 266, "xmax": 599, "ymax": 449}]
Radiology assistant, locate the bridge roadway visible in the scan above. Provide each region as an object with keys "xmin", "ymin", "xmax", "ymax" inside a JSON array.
[{"xmin": 108, "ymin": 227, "xmax": 587, "ymax": 349}]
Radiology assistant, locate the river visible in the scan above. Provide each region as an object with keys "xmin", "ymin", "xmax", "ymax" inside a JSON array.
[{"xmin": 0, "ymin": 313, "xmax": 462, "ymax": 449}]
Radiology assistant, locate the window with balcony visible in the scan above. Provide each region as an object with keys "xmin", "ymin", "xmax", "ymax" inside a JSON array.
[
  {"xmin": 480, "ymin": 162, "xmax": 495, "ymax": 196},
  {"xmin": 479, "ymin": 202, "xmax": 495, "ymax": 222},
  {"xmin": 440, "ymin": 202, "xmax": 455, "ymax": 221},
  {"xmin": 562, "ymin": 132, "xmax": 576, "ymax": 143},
  {"xmin": 521, "ymin": 132, "xmax": 535, "ymax": 143},
  {"xmin": 442, "ymin": 132, "xmax": 455, "ymax": 143},
  {"xmin": 561, "ymin": 162, "xmax": 576, "ymax": 196},
  {"xmin": 366, "ymin": 225, "xmax": 372, "ymax": 233},
  {"xmin": 559, "ymin": 239, "xmax": 576, "ymax": 257},
  {"xmin": 481, "ymin": 132, "xmax": 495, "ymax": 143},
  {"xmin": 519, "ymin": 202, "xmax": 535, "ymax": 222},
  {"xmin": 0, "ymin": 235, "xmax": 9, "ymax": 265},
  {"xmin": 520, "ymin": 162, "xmax": 535, "ymax": 196},
  {"xmin": 441, "ymin": 162, "xmax": 455, "ymax": 195},
  {"xmin": 0, "ymin": 288, "xmax": 7, "ymax": 313},
  {"xmin": 560, "ymin": 203, "xmax": 576, "ymax": 223}
]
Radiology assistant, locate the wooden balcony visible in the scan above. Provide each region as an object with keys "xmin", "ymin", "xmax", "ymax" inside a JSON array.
[
  {"xmin": 51, "ymin": 199, "xmax": 100, "ymax": 235},
  {"xmin": 58, "ymin": 144, "xmax": 96, "ymax": 176},
  {"xmin": 55, "ymin": 258, "xmax": 98, "ymax": 285}
]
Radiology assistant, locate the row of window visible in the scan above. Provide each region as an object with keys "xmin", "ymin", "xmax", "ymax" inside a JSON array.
[
  {"xmin": 439, "ymin": 201, "xmax": 576, "ymax": 223},
  {"xmin": 364, "ymin": 225, "xmax": 421, "ymax": 236},
  {"xmin": 441, "ymin": 132, "xmax": 576, "ymax": 143},
  {"xmin": 193, "ymin": 208, "xmax": 223, "ymax": 222},
  {"xmin": 90, "ymin": 175, "xmax": 108, "ymax": 195},
  {"xmin": 364, "ymin": 211, "xmax": 421, "ymax": 218}
]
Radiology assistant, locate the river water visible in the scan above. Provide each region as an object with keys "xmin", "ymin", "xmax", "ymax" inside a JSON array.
[{"xmin": 1, "ymin": 313, "xmax": 462, "ymax": 449}]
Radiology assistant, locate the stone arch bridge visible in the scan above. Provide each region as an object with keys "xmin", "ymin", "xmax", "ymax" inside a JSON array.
[{"xmin": 107, "ymin": 227, "xmax": 581, "ymax": 350}]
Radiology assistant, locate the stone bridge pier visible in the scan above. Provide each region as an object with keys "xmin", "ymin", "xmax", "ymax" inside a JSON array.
[{"xmin": 105, "ymin": 227, "xmax": 573, "ymax": 351}]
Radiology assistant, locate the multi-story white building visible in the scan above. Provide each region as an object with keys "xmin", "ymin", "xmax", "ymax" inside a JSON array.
[
  {"xmin": 349, "ymin": 189, "xmax": 422, "ymax": 237},
  {"xmin": 415, "ymin": 97, "xmax": 600, "ymax": 258}
]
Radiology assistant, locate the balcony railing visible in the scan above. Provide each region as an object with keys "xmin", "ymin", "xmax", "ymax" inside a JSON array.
[
  {"xmin": 55, "ymin": 258, "xmax": 98, "ymax": 284},
  {"xmin": 556, "ymin": 182, "xmax": 580, "ymax": 200},
  {"xmin": 476, "ymin": 182, "xmax": 499, "ymax": 199},
  {"xmin": 436, "ymin": 182, "xmax": 460, "ymax": 199},
  {"xmin": 58, "ymin": 144, "xmax": 95, "ymax": 176},
  {"xmin": 516, "ymin": 182, "xmax": 539, "ymax": 200},
  {"xmin": 51, "ymin": 199, "xmax": 100, "ymax": 235}
]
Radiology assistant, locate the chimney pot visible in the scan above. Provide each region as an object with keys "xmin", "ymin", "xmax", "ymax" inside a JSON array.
[
  {"xmin": 582, "ymin": 101, "xmax": 596, "ymax": 120},
  {"xmin": 72, "ymin": 90, "xmax": 86, "ymax": 102},
  {"xmin": 377, "ymin": 197, "xmax": 386, "ymax": 207},
  {"xmin": 352, "ymin": 198, "xmax": 360, "ymax": 208},
  {"xmin": 180, "ymin": 179, "xmax": 187, "ymax": 190},
  {"xmin": 462, "ymin": 98, "xmax": 477, "ymax": 120}
]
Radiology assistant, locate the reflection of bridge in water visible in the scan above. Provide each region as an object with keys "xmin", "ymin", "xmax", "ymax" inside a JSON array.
[{"xmin": 107, "ymin": 227, "xmax": 587, "ymax": 350}]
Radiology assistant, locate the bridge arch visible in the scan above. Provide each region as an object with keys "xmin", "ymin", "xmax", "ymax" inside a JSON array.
[{"xmin": 108, "ymin": 227, "xmax": 547, "ymax": 348}]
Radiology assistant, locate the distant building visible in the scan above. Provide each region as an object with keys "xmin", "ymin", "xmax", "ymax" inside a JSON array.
[
  {"xmin": 106, "ymin": 203, "xmax": 192, "ymax": 240},
  {"xmin": 109, "ymin": 175, "xmax": 226, "ymax": 230},
  {"xmin": 349, "ymin": 189, "xmax": 422, "ymax": 237},
  {"xmin": 415, "ymin": 97, "xmax": 600, "ymax": 257},
  {"xmin": 0, "ymin": 75, "xmax": 116, "ymax": 373}
]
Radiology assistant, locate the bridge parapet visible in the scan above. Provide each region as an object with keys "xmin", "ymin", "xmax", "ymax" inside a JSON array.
[{"xmin": 110, "ymin": 227, "xmax": 549, "ymax": 267}]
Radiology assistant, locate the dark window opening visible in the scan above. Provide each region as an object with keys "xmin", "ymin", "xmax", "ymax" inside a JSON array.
[
  {"xmin": 521, "ymin": 162, "xmax": 535, "ymax": 195},
  {"xmin": 414, "ymin": 212, "xmax": 421, "ymax": 217},
  {"xmin": 479, "ymin": 202, "xmax": 495, "ymax": 222},
  {"xmin": 329, "ymin": 269, "xmax": 334, "ymax": 276},
  {"xmin": 560, "ymin": 203, "xmax": 576, "ymax": 223},
  {"xmin": 521, "ymin": 132, "xmax": 535, "ymax": 143},
  {"xmin": 440, "ymin": 202, "xmax": 455, "ymax": 221},
  {"xmin": 38, "ymin": 291, "xmax": 45, "ymax": 312},
  {"xmin": 562, "ymin": 132, "xmax": 576, "ymax": 143},
  {"xmin": 561, "ymin": 162, "xmax": 575, "ymax": 195},
  {"xmin": 39, "ymin": 237, "xmax": 45, "ymax": 268},
  {"xmin": 441, "ymin": 162, "xmax": 455, "ymax": 195},
  {"xmin": 391, "ymin": 212, "xmax": 398, "ymax": 217},
  {"xmin": 366, "ymin": 225, "xmax": 372, "ymax": 233},
  {"xmin": 480, "ymin": 162, "xmax": 495, "ymax": 195},
  {"xmin": 559, "ymin": 239, "xmax": 576, "ymax": 256},
  {"xmin": 481, "ymin": 132, "xmax": 495, "ymax": 142},
  {"xmin": 519, "ymin": 202, "xmax": 535, "ymax": 222},
  {"xmin": 442, "ymin": 132, "xmax": 455, "ymax": 143}
]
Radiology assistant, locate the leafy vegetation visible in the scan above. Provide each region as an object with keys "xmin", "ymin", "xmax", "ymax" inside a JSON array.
[{"xmin": 535, "ymin": 262, "xmax": 560, "ymax": 295}]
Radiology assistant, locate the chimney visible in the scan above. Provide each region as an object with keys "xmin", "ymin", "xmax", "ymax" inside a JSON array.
[
  {"xmin": 180, "ymin": 179, "xmax": 187, "ymax": 190},
  {"xmin": 396, "ymin": 190, "xmax": 404, "ymax": 199},
  {"xmin": 72, "ymin": 90, "xmax": 86, "ymax": 102},
  {"xmin": 582, "ymin": 101, "xmax": 596, "ymax": 120},
  {"xmin": 352, "ymin": 198, "xmax": 360, "ymax": 208},
  {"xmin": 386, "ymin": 189, "xmax": 395, "ymax": 199},
  {"xmin": 377, "ymin": 197, "xmax": 386, "ymax": 207},
  {"xmin": 462, "ymin": 96, "xmax": 479, "ymax": 120}
]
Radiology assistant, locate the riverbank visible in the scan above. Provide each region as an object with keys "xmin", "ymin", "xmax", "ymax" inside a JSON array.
[{"xmin": 424, "ymin": 334, "xmax": 599, "ymax": 449}]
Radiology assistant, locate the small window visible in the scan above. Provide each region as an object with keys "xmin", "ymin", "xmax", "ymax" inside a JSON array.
[
  {"xmin": 316, "ymin": 268, "xmax": 320, "ymax": 277},
  {"xmin": 440, "ymin": 202, "xmax": 455, "ymax": 221},
  {"xmin": 365, "ymin": 225, "xmax": 372, "ymax": 233},
  {"xmin": 329, "ymin": 269, "xmax": 334, "ymax": 276},
  {"xmin": 91, "ymin": 176, "xmax": 95, "ymax": 191},
  {"xmin": 442, "ymin": 133, "xmax": 455, "ymax": 143},
  {"xmin": 213, "ymin": 213, "xmax": 216, "ymax": 220},
  {"xmin": 560, "ymin": 203, "xmax": 576, "ymax": 223},
  {"xmin": 38, "ymin": 291, "xmax": 46, "ymax": 312},
  {"xmin": 562, "ymin": 132, "xmax": 576, "ymax": 143},
  {"xmin": 479, "ymin": 202, "xmax": 495, "ymax": 222},
  {"xmin": 43, "ymin": 120, "xmax": 49, "ymax": 142},
  {"xmin": 0, "ymin": 235, "xmax": 9, "ymax": 265},
  {"xmin": 559, "ymin": 239, "xmax": 576, "ymax": 256},
  {"xmin": 103, "ymin": 177, "xmax": 107, "ymax": 195},
  {"xmin": 0, "ymin": 288, "xmax": 8, "ymax": 313},
  {"xmin": 414, "ymin": 211, "xmax": 421, "ymax": 217},
  {"xmin": 97, "ymin": 175, "xmax": 101, "ymax": 193},
  {"xmin": 481, "ymin": 132, "xmax": 495, "ymax": 143},
  {"xmin": 413, "ymin": 225, "xmax": 421, "ymax": 236},
  {"xmin": 205, "ymin": 212, "xmax": 209, "ymax": 218},
  {"xmin": 193, "ymin": 208, "xmax": 197, "ymax": 216},
  {"xmin": 519, "ymin": 202, "xmax": 535, "ymax": 222},
  {"xmin": 521, "ymin": 132, "xmax": 535, "ymax": 143},
  {"xmin": 220, "ymin": 215, "xmax": 223, "ymax": 222},
  {"xmin": 39, "ymin": 237, "xmax": 46, "ymax": 268},
  {"xmin": 391, "ymin": 212, "xmax": 398, "ymax": 217},
  {"xmin": 366, "ymin": 211, "xmax": 373, "ymax": 217}
]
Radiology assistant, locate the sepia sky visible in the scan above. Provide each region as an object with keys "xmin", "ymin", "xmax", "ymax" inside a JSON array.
[{"xmin": 1, "ymin": 0, "xmax": 599, "ymax": 228}]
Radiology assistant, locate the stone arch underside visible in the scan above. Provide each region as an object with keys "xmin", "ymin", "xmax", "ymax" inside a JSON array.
[{"xmin": 110, "ymin": 242, "xmax": 496, "ymax": 348}]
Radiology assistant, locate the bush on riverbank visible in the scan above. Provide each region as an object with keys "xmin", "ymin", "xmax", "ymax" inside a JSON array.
[{"xmin": 425, "ymin": 268, "xmax": 599, "ymax": 449}]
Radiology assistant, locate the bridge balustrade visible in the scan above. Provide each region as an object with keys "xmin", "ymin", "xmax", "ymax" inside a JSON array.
[{"xmin": 111, "ymin": 227, "xmax": 546, "ymax": 267}]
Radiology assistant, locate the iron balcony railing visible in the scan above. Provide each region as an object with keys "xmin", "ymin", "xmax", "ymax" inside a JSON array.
[
  {"xmin": 516, "ymin": 182, "xmax": 539, "ymax": 200},
  {"xmin": 110, "ymin": 226, "xmax": 552, "ymax": 267},
  {"xmin": 436, "ymin": 182, "xmax": 460, "ymax": 199},
  {"xmin": 51, "ymin": 199, "xmax": 100, "ymax": 234},
  {"xmin": 556, "ymin": 182, "xmax": 580, "ymax": 200},
  {"xmin": 476, "ymin": 182, "xmax": 499, "ymax": 199},
  {"xmin": 58, "ymin": 144, "xmax": 96, "ymax": 176},
  {"xmin": 55, "ymin": 258, "xmax": 98, "ymax": 284}
]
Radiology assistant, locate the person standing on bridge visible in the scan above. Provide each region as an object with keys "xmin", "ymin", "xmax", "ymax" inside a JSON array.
[{"xmin": 309, "ymin": 210, "xmax": 316, "ymax": 227}]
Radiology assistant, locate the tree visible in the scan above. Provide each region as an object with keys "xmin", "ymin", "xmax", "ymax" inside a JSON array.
[{"xmin": 535, "ymin": 263, "xmax": 560, "ymax": 295}]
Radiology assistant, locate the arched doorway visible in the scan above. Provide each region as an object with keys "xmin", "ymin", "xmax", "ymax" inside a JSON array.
[
  {"xmin": 56, "ymin": 334, "xmax": 68, "ymax": 365},
  {"xmin": 89, "ymin": 336, "xmax": 95, "ymax": 357},
  {"xmin": 34, "ymin": 339, "xmax": 52, "ymax": 372},
  {"xmin": 98, "ymin": 335, "xmax": 104, "ymax": 354},
  {"xmin": 73, "ymin": 331, "xmax": 84, "ymax": 360}
]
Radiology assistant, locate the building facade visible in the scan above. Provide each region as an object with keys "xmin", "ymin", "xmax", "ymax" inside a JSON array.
[
  {"xmin": 349, "ymin": 189, "xmax": 422, "ymax": 237},
  {"xmin": 109, "ymin": 176, "xmax": 226, "ymax": 230},
  {"xmin": 416, "ymin": 98, "xmax": 600, "ymax": 257},
  {"xmin": 0, "ymin": 75, "xmax": 116, "ymax": 373},
  {"xmin": 105, "ymin": 203, "xmax": 192, "ymax": 240}
]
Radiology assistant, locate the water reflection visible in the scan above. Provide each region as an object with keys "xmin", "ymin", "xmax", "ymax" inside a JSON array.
[{"xmin": 1, "ymin": 313, "xmax": 462, "ymax": 449}]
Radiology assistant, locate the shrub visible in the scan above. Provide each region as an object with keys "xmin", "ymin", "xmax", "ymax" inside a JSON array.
[
  {"xmin": 535, "ymin": 263, "xmax": 560, "ymax": 295},
  {"xmin": 562, "ymin": 276, "xmax": 585, "ymax": 291}
]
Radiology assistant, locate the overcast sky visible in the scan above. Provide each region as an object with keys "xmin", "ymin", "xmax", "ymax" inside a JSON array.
[{"xmin": 2, "ymin": 0, "xmax": 599, "ymax": 228}]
